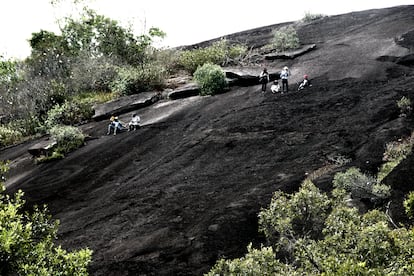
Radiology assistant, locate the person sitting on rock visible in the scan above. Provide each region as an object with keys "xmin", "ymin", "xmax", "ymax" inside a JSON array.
[
  {"xmin": 128, "ymin": 113, "xmax": 141, "ymax": 131},
  {"xmin": 259, "ymin": 67, "xmax": 270, "ymax": 93},
  {"xmin": 107, "ymin": 116, "xmax": 125, "ymax": 135},
  {"xmin": 270, "ymin": 80, "xmax": 281, "ymax": 94},
  {"xmin": 298, "ymin": 74, "xmax": 312, "ymax": 91}
]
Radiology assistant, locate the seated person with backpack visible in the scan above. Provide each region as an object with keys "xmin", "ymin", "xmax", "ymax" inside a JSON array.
[
  {"xmin": 298, "ymin": 74, "xmax": 312, "ymax": 91},
  {"xmin": 107, "ymin": 116, "xmax": 126, "ymax": 135}
]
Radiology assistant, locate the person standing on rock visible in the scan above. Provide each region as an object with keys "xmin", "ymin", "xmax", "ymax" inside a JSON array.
[
  {"xmin": 259, "ymin": 68, "xmax": 270, "ymax": 93},
  {"xmin": 280, "ymin": 66, "xmax": 291, "ymax": 93}
]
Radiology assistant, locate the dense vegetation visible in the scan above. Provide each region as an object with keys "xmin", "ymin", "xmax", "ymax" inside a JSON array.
[
  {"xmin": 207, "ymin": 134, "xmax": 414, "ymax": 275},
  {"xmin": 0, "ymin": 162, "xmax": 92, "ymax": 275},
  {"xmin": 3, "ymin": 3, "xmax": 414, "ymax": 275}
]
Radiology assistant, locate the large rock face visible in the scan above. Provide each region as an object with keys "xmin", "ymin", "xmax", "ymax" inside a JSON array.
[{"xmin": 2, "ymin": 5, "xmax": 414, "ymax": 276}]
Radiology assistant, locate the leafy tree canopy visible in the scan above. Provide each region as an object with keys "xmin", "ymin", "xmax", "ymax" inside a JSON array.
[{"xmin": 0, "ymin": 161, "xmax": 92, "ymax": 275}]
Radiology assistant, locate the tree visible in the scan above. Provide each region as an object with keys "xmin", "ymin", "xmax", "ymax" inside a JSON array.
[
  {"xmin": 60, "ymin": 9, "xmax": 165, "ymax": 66},
  {"xmin": 208, "ymin": 180, "xmax": 414, "ymax": 275},
  {"xmin": 0, "ymin": 161, "xmax": 92, "ymax": 275}
]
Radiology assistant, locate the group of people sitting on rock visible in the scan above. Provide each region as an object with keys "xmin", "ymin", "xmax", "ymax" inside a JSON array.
[
  {"xmin": 107, "ymin": 113, "xmax": 141, "ymax": 135},
  {"xmin": 259, "ymin": 66, "xmax": 312, "ymax": 94}
]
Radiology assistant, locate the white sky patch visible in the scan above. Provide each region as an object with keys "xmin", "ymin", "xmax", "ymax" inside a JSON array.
[{"xmin": 1, "ymin": 0, "xmax": 412, "ymax": 59}]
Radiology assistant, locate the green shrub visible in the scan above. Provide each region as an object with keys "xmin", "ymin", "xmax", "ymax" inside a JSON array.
[
  {"xmin": 193, "ymin": 63, "xmax": 227, "ymax": 96},
  {"xmin": 110, "ymin": 64, "xmax": 166, "ymax": 95},
  {"xmin": 404, "ymin": 191, "xmax": 414, "ymax": 219},
  {"xmin": 73, "ymin": 91, "xmax": 118, "ymax": 105},
  {"xmin": 378, "ymin": 133, "xmax": 414, "ymax": 182},
  {"xmin": 44, "ymin": 100, "xmax": 94, "ymax": 130},
  {"xmin": 8, "ymin": 115, "xmax": 43, "ymax": 137},
  {"xmin": 302, "ymin": 12, "xmax": 326, "ymax": 22},
  {"xmin": 178, "ymin": 39, "xmax": 247, "ymax": 73},
  {"xmin": 0, "ymin": 162, "xmax": 92, "ymax": 275},
  {"xmin": 259, "ymin": 180, "xmax": 331, "ymax": 249},
  {"xmin": 49, "ymin": 125, "xmax": 85, "ymax": 155},
  {"xmin": 271, "ymin": 26, "xmax": 300, "ymax": 52},
  {"xmin": 0, "ymin": 126, "xmax": 23, "ymax": 147},
  {"xmin": 333, "ymin": 167, "xmax": 390, "ymax": 200},
  {"xmin": 397, "ymin": 96, "xmax": 412, "ymax": 116},
  {"xmin": 206, "ymin": 243, "xmax": 299, "ymax": 276}
]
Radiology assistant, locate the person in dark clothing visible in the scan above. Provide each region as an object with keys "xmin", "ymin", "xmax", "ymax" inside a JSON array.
[{"xmin": 259, "ymin": 68, "xmax": 270, "ymax": 93}]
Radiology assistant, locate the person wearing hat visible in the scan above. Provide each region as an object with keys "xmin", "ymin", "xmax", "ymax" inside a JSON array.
[
  {"xmin": 107, "ymin": 115, "xmax": 125, "ymax": 135},
  {"xmin": 280, "ymin": 66, "xmax": 291, "ymax": 93}
]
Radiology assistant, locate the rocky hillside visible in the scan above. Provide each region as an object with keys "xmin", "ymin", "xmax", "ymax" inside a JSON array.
[{"xmin": 2, "ymin": 5, "xmax": 414, "ymax": 275}]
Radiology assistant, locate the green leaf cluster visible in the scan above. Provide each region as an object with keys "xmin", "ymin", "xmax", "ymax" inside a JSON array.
[
  {"xmin": 193, "ymin": 63, "xmax": 227, "ymax": 96},
  {"xmin": 208, "ymin": 180, "xmax": 414, "ymax": 275},
  {"xmin": 397, "ymin": 96, "xmax": 412, "ymax": 116},
  {"xmin": 302, "ymin": 12, "xmax": 326, "ymax": 22},
  {"xmin": 271, "ymin": 26, "xmax": 300, "ymax": 52},
  {"xmin": 0, "ymin": 126, "xmax": 23, "ymax": 148},
  {"xmin": 44, "ymin": 101, "xmax": 93, "ymax": 131},
  {"xmin": 178, "ymin": 40, "xmax": 247, "ymax": 73},
  {"xmin": 333, "ymin": 167, "xmax": 390, "ymax": 200},
  {"xmin": 110, "ymin": 64, "xmax": 166, "ymax": 95},
  {"xmin": 0, "ymin": 161, "xmax": 92, "ymax": 275},
  {"xmin": 378, "ymin": 133, "xmax": 414, "ymax": 183},
  {"xmin": 49, "ymin": 125, "xmax": 85, "ymax": 155}
]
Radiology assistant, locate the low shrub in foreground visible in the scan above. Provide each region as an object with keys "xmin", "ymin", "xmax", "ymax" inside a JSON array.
[
  {"xmin": 208, "ymin": 181, "xmax": 414, "ymax": 275},
  {"xmin": 0, "ymin": 162, "xmax": 92, "ymax": 275},
  {"xmin": 193, "ymin": 63, "xmax": 227, "ymax": 96}
]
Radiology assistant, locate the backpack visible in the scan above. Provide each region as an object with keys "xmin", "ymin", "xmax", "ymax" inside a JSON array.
[{"xmin": 259, "ymin": 74, "xmax": 268, "ymax": 83}]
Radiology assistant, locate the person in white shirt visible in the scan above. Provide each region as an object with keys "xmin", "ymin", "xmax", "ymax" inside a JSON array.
[
  {"xmin": 270, "ymin": 80, "xmax": 281, "ymax": 94},
  {"xmin": 128, "ymin": 113, "xmax": 141, "ymax": 131},
  {"xmin": 280, "ymin": 66, "xmax": 291, "ymax": 93}
]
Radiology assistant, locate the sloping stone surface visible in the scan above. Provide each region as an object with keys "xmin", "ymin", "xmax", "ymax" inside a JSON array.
[
  {"xmin": 92, "ymin": 92, "xmax": 161, "ymax": 121},
  {"xmin": 2, "ymin": 5, "xmax": 414, "ymax": 276}
]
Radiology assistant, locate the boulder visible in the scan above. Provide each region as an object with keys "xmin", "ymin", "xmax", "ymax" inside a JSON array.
[
  {"xmin": 225, "ymin": 68, "xmax": 280, "ymax": 86},
  {"xmin": 168, "ymin": 83, "xmax": 200, "ymax": 100},
  {"xmin": 93, "ymin": 92, "xmax": 161, "ymax": 121},
  {"xmin": 264, "ymin": 44, "xmax": 317, "ymax": 60},
  {"xmin": 28, "ymin": 138, "xmax": 57, "ymax": 157}
]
